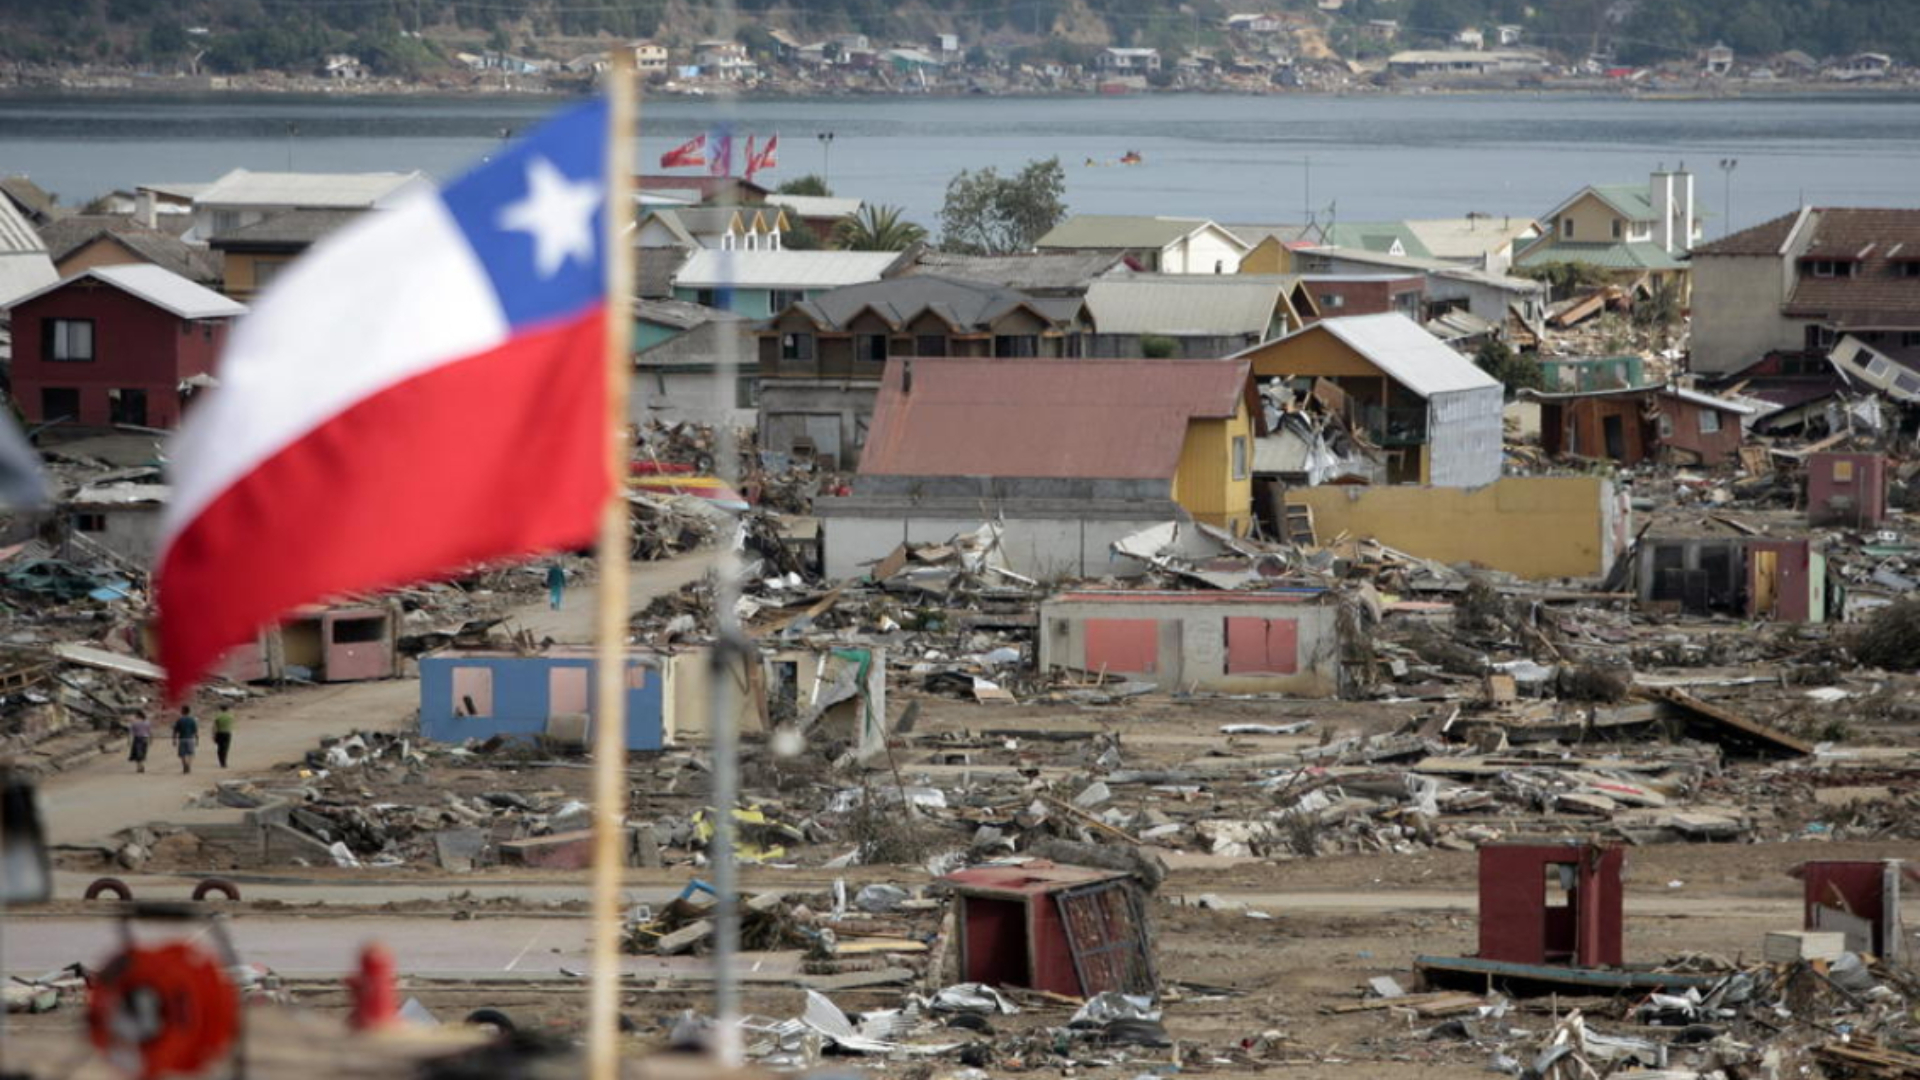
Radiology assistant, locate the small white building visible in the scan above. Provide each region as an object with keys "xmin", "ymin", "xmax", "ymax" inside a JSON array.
[{"xmin": 1098, "ymin": 47, "xmax": 1162, "ymax": 73}]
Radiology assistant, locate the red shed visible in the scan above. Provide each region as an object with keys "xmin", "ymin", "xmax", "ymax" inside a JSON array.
[
  {"xmin": 1793, "ymin": 860, "xmax": 1916, "ymax": 959},
  {"xmin": 1806, "ymin": 452, "xmax": 1888, "ymax": 528},
  {"xmin": 1478, "ymin": 843, "xmax": 1624, "ymax": 969},
  {"xmin": 8, "ymin": 264, "xmax": 244, "ymax": 430},
  {"xmin": 941, "ymin": 861, "xmax": 1157, "ymax": 997}
]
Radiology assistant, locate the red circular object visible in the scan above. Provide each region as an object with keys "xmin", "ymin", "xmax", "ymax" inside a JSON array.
[{"xmin": 88, "ymin": 941, "xmax": 238, "ymax": 1079}]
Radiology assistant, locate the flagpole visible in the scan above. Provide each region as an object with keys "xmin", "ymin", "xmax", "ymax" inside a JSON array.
[{"xmin": 589, "ymin": 49, "xmax": 638, "ymax": 1080}]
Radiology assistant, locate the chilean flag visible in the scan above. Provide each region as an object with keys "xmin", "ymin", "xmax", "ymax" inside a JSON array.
[{"xmin": 155, "ymin": 99, "xmax": 615, "ymax": 700}]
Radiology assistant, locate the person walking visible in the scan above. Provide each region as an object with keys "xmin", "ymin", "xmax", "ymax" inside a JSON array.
[
  {"xmin": 172, "ymin": 705, "xmax": 199, "ymax": 774},
  {"xmin": 546, "ymin": 563, "xmax": 567, "ymax": 611},
  {"xmin": 213, "ymin": 708, "xmax": 236, "ymax": 768},
  {"xmin": 128, "ymin": 716, "xmax": 152, "ymax": 773}
]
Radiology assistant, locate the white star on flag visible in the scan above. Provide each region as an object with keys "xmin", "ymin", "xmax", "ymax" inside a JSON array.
[{"xmin": 496, "ymin": 155, "xmax": 601, "ymax": 278}]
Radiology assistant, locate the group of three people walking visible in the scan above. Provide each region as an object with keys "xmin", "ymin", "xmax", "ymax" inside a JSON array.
[{"xmin": 127, "ymin": 705, "xmax": 235, "ymax": 773}]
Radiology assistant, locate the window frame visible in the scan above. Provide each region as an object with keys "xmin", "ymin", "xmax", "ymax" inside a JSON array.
[{"xmin": 44, "ymin": 318, "xmax": 95, "ymax": 363}]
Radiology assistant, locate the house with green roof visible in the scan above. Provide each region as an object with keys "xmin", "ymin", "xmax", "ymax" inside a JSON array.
[
  {"xmin": 1515, "ymin": 168, "xmax": 1704, "ymax": 297},
  {"xmin": 1321, "ymin": 221, "xmax": 1434, "ymax": 260}
]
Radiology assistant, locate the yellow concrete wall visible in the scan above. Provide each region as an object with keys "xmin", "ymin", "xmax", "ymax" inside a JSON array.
[
  {"xmin": 1173, "ymin": 397, "xmax": 1254, "ymax": 533},
  {"xmin": 1286, "ymin": 475, "xmax": 1614, "ymax": 580}
]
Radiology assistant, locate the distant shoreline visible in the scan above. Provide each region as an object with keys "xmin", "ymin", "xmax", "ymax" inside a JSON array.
[{"xmin": 2, "ymin": 71, "xmax": 1917, "ymax": 105}]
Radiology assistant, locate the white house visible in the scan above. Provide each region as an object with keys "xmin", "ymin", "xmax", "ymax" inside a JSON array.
[
  {"xmin": 1098, "ymin": 47, "xmax": 1162, "ymax": 73},
  {"xmin": 1036, "ymin": 215, "xmax": 1252, "ymax": 274}
]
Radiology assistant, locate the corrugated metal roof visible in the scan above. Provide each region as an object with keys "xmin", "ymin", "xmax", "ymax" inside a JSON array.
[
  {"xmin": 1515, "ymin": 241, "xmax": 1687, "ymax": 271},
  {"xmin": 1085, "ymin": 277, "xmax": 1283, "ymax": 335},
  {"xmin": 1404, "ymin": 216, "xmax": 1540, "ymax": 260},
  {"xmin": 1037, "ymin": 215, "xmax": 1234, "ymax": 251},
  {"xmin": 899, "ymin": 250, "xmax": 1126, "ymax": 291},
  {"xmin": 0, "ymin": 196, "xmax": 46, "ymax": 254},
  {"xmin": 859, "ymin": 357, "xmax": 1248, "ymax": 480},
  {"xmin": 212, "ymin": 208, "xmax": 364, "ymax": 247},
  {"xmin": 10, "ymin": 264, "xmax": 245, "ymax": 319},
  {"xmin": 0, "ymin": 252, "xmax": 58, "ymax": 308},
  {"xmin": 674, "ymin": 249, "xmax": 902, "ymax": 289},
  {"xmin": 787, "ymin": 275, "xmax": 1055, "ymax": 330},
  {"xmin": 195, "ymin": 169, "xmax": 428, "ymax": 208},
  {"xmin": 1246, "ymin": 313, "xmax": 1499, "ymax": 399}
]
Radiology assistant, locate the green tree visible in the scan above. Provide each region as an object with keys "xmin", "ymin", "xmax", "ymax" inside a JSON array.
[
  {"xmin": 147, "ymin": 22, "xmax": 190, "ymax": 60},
  {"xmin": 834, "ymin": 204, "xmax": 927, "ymax": 251},
  {"xmin": 938, "ymin": 157, "xmax": 1067, "ymax": 256},
  {"xmin": 780, "ymin": 223, "xmax": 823, "ymax": 250},
  {"xmin": 777, "ymin": 174, "xmax": 833, "ymax": 197},
  {"xmin": 1140, "ymin": 334, "xmax": 1179, "ymax": 359},
  {"xmin": 1475, "ymin": 338, "xmax": 1545, "ymax": 397}
]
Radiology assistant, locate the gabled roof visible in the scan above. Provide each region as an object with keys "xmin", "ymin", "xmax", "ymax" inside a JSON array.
[
  {"xmin": 8, "ymin": 264, "xmax": 245, "ymax": 319},
  {"xmin": 638, "ymin": 247, "xmax": 687, "ymax": 299},
  {"xmin": 780, "ymin": 275, "xmax": 1061, "ymax": 332},
  {"xmin": 0, "ymin": 176, "xmax": 60, "ymax": 222},
  {"xmin": 1783, "ymin": 208, "xmax": 1920, "ymax": 324},
  {"xmin": 1520, "ymin": 383, "xmax": 1756, "ymax": 414},
  {"xmin": 674, "ymin": 249, "xmax": 904, "ymax": 290},
  {"xmin": 1037, "ymin": 215, "xmax": 1249, "ymax": 253},
  {"xmin": 194, "ymin": 169, "xmax": 427, "ymax": 209},
  {"xmin": 1403, "ymin": 216, "xmax": 1539, "ymax": 260},
  {"xmin": 1515, "ymin": 240, "xmax": 1687, "ymax": 271},
  {"xmin": 634, "ymin": 315, "xmax": 755, "ymax": 369},
  {"xmin": 1322, "ymin": 221, "xmax": 1434, "ymax": 259},
  {"xmin": 1692, "ymin": 210, "xmax": 1801, "ymax": 257},
  {"xmin": 1239, "ymin": 313, "xmax": 1499, "ymax": 398},
  {"xmin": 1586, "ymin": 184, "xmax": 1658, "ymax": 221},
  {"xmin": 1085, "ymin": 275, "xmax": 1292, "ymax": 336},
  {"xmin": 41, "ymin": 218, "xmax": 222, "ymax": 283},
  {"xmin": 0, "ymin": 197, "xmax": 47, "ymax": 255},
  {"xmin": 859, "ymin": 357, "xmax": 1249, "ymax": 481},
  {"xmin": 208, "ymin": 208, "xmax": 363, "ymax": 249},
  {"xmin": 1225, "ymin": 223, "xmax": 1325, "ymax": 247},
  {"xmin": 1306, "ymin": 245, "xmax": 1546, "ymax": 292},
  {"xmin": 897, "ymin": 250, "xmax": 1127, "ymax": 292}
]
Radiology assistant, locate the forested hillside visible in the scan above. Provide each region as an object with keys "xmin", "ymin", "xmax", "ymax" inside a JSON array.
[{"xmin": 0, "ymin": 0, "xmax": 1911, "ymax": 75}]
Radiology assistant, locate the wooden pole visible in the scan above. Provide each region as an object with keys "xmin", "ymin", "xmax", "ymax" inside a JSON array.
[{"xmin": 588, "ymin": 50, "xmax": 637, "ymax": 1080}]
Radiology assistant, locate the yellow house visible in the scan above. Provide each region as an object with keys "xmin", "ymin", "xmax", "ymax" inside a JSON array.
[
  {"xmin": 1230, "ymin": 313, "xmax": 1504, "ymax": 487},
  {"xmin": 854, "ymin": 356, "xmax": 1254, "ymax": 533},
  {"xmin": 1514, "ymin": 169, "xmax": 1702, "ymax": 297},
  {"xmin": 208, "ymin": 208, "xmax": 362, "ymax": 301}
]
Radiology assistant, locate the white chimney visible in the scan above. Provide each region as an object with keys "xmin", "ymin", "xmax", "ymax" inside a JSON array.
[
  {"xmin": 1651, "ymin": 168, "xmax": 1674, "ymax": 253},
  {"xmin": 134, "ymin": 189, "xmax": 157, "ymax": 230},
  {"xmin": 1679, "ymin": 168, "xmax": 1695, "ymax": 250}
]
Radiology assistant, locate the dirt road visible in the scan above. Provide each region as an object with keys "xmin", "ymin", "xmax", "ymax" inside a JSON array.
[{"xmin": 38, "ymin": 551, "xmax": 719, "ymax": 847}]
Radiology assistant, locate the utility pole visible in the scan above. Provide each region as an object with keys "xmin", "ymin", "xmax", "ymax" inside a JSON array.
[
  {"xmin": 816, "ymin": 131, "xmax": 835, "ymax": 187},
  {"xmin": 1717, "ymin": 158, "xmax": 1738, "ymax": 237}
]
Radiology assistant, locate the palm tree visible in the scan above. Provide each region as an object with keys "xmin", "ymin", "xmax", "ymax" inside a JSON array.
[{"xmin": 833, "ymin": 204, "xmax": 927, "ymax": 251}]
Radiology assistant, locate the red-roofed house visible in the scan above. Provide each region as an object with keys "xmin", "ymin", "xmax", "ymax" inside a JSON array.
[
  {"xmin": 817, "ymin": 357, "xmax": 1253, "ymax": 579},
  {"xmin": 1691, "ymin": 207, "xmax": 1920, "ymax": 376}
]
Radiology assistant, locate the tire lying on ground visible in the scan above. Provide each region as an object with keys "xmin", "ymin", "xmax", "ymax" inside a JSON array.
[
  {"xmin": 84, "ymin": 877, "xmax": 132, "ymax": 901},
  {"xmin": 464, "ymin": 1009, "xmax": 516, "ymax": 1034},
  {"xmin": 192, "ymin": 879, "xmax": 241, "ymax": 902}
]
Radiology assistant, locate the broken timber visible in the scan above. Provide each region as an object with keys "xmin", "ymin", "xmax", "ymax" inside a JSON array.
[{"xmin": 1640, "ymin": 686, "xmax": 1813, "ymax": 758}]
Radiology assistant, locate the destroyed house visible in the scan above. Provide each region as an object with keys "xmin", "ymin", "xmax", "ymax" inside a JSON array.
[
  {"xmin": 8, "ymin": 264, "xmax": 245, "ymax": 429},
  {"xmin": 756, "ymin": 275, "xmax": 1090, "ymax": 470},
  {"xmin": 1523, "ymin": 384, "xmax": 1752, "ymax": 467},
  {"xmin": 1082, "ymin": 274, "xmax": 1315, "ymax": 358},
  {"xmin": 816, "ymin": 357, "xmax": 1253, "ymax": 580},
  {"xmin": 1633, "ymin": 536, "xmax": 1828, "ymax": 623},
  {"xmin": 419, "ymin": 648, "xmax": 667, "ymax": 751},
  {"xmin": 1039, "ymin": 590, "xmax": 1344, "ymax": 697},
  {"xmin": 1231, "ymin": 313, "xmax": 1503, "ymax": 486},
  {"xmin": 1690, "ymin": 207, "xmax": 1920, "ymax": 376}
]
